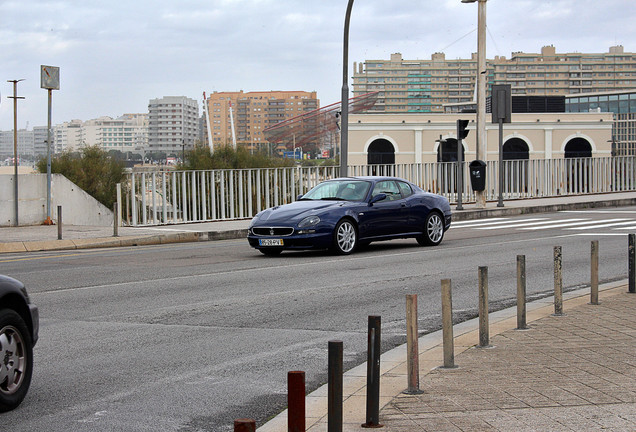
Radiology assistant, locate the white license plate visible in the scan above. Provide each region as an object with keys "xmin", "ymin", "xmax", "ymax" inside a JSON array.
[{"xmin": 259, "ymin": 239, "xmax": 284, "ymax": 246}]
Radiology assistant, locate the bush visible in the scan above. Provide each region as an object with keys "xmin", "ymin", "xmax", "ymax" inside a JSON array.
[
  {"xmin": 37, "ymin": 146, "xmax": 125, "ymax": 209},
  {"xmin": 177, "ymin": 145, "xmax": 295, "ymax": 170}
]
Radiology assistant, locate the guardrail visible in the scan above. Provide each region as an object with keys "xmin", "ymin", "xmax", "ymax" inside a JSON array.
[{"xmin": 123, "ymin": 156, "xmax": 635, "ymax": 226}]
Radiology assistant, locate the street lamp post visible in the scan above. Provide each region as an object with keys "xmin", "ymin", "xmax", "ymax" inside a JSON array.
[
  {"xmin": 462, "ymin": 0, "xmax": 487, "ymax": 208},
  {"xmin": 7, "ymin": 79, "xmax": 25, "ymax": 227},
  {"xmin": 340, "ymin": 0, "xmax": 355, "ymax": 178}
]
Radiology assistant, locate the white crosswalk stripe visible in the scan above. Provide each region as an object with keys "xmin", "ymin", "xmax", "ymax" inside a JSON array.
[
  {"xmin": 452, "ymin": 215, "xmax": 636, "ymax": 233},
  {"xmin": 519, "ymin": 218, "xmax": 629, "ymax": 231}
]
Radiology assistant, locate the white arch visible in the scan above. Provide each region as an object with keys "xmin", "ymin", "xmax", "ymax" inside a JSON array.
[
  {"xmin": 432, "ymin": 135, "xmax": 468, "ymax": 154},
  {"xmin": 560, "ymin": 133, "xmax": 597, "ymax": 153},
  {"xmin": 363, "ymin": 135, "xmax": 400, "ymax": 154}
]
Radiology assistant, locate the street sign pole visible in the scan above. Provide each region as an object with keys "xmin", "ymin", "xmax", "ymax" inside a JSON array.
[{"xmin": 41, "ymin": 65, "xmax": 60, "ymax": 225}]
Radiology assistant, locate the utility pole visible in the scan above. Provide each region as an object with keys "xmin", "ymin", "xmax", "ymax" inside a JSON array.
[
  {"xmin": 340, "ymin": 0, "xmax": 355, "ymax": 178},
  {"xmin": 7, "ymin": 79, "xmax": 25, "ymax": 227},
  {"xmin": 462, "ymin": 0, "xmax": 488, "ymax": 208}
]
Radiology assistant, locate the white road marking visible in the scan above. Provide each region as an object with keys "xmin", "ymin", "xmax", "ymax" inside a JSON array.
[{"xmin": 520, "ymin": 218, "xmax": 628, "ymax": 231}]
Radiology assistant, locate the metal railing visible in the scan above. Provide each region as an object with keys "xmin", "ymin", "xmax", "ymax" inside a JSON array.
[{"xmin": 123, "ymin": 156, "xmax": 635, "ymax": 226}]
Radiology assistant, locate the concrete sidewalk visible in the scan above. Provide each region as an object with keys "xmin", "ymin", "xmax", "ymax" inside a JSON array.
[
  {"xmin": 258, "ymin": 282, "xmax": 636, "ymax": 431},
  {"xmin": 1, "ymin": 192, "xmax": 635, "ymax": 254}
]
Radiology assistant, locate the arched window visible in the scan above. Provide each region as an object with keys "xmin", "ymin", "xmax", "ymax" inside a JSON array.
[
  {"xmin": 503, "ymin": 138, "xmax": 529, "ymax": 160},
  {"xmin": 436, "ymin": 138, "xmax": 464, "ymax": 162},
  {"xmin": 564, "ymin": 138, "xmax": 592, "ymax": 158},
  {"xmin": 367, "ymin": 139, "xmax": 395, "ymax": 165}
]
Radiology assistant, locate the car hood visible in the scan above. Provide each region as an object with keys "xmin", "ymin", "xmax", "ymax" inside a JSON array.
[{"xmin": 254, "ymin": 200, "xmax": 351, "ymax": 225}]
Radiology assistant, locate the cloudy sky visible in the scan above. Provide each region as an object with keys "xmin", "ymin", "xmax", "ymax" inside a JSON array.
[{"xmin": 1, "ymin": 0, "xmax": 635, "ymax": 130}]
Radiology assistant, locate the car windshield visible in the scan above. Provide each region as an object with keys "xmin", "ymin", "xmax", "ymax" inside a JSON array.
[{"xmin": 300, "ymin": 180, "xmax": 371, "ymax": 202}]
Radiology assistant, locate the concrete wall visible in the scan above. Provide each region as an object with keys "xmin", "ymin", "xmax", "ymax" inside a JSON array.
[{"xmin": 0, "ymin": 174, "xmax": 113, "ymax": 227}]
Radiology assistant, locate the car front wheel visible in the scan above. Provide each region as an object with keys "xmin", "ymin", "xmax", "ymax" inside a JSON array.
[
  {"xmin": 0, "ymin": 309, "xmax": 34, "ymax": 412},
  {"xmin": 417, "ymin": 212, "xmax": 445, "ymax": 246},
  {"xmin": 332, "ymin": 219, "xmax": 357, "ymax": 255}
]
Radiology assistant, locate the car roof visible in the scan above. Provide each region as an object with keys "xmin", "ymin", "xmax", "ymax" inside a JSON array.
[{"xmin": 327, "ymin": 176, "xmax": 408, "ymax": 183}]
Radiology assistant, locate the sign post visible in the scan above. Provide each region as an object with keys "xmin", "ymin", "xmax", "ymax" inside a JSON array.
[
  {"xmin": 41, "ymin": 65, "xmax": 60, "ymax": 225},
  {"xmin": 491, "ymin": 84, "xmax": 511, "ymax": 208}
]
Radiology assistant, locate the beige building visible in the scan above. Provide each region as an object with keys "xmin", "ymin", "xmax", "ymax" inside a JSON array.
[
  {"xmin": 348, "ymin": 112, "xmax": 613, "ymax": 165},
  {"xmin": 353, "ymin": 46, "xmax": 636, "ymax": 114},
  {"xmin": 205, "ymin": 90, "xmax": 319, "ymax": 152}
]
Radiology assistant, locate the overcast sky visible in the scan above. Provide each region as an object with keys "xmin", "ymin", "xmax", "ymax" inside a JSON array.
[{"xmin": 1, "ymin": 0, "xmax": 635, "ymax": 130}]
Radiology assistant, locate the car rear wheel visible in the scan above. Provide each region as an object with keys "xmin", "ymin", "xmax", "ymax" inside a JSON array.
[
  {"xmin": 417, "ymin": 212, "xmax": 445, "ymax": 246},
  {"xmin": 332, "ymin": 219, "xmax": 357, "ymax": 255},
  {"xmin": 0, "ymin": 309, "xmax": 33, "ymax": 412}
]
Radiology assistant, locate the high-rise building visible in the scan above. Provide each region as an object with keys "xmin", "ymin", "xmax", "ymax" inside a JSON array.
[
  {"xmin": 53, "ymin": 120, "xmax": 83, "ymax": 153},
  {"xmin": 82, "ymin": 114, "xmax": 148, "ymax": 154},
  {"xmin": 204, "ymin": 90, "xmax": 319, "ymax": 152},
  {"xmin": 352, "ymin": 46, "xmax": 636, "ymax": 114},
  {"xmin": 148, "ymin": 96, "xmax": 199, "ymax": 154}
]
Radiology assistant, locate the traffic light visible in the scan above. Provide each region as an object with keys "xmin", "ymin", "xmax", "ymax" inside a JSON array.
[{"xmin": 457, "ymin": 119, "xmax": 470, "ymax": 140}]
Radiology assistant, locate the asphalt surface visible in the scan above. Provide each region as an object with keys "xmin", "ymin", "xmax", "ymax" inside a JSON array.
[{"xmin": 0, "ymin": 194, "xmax": 634, "ymax": 430}]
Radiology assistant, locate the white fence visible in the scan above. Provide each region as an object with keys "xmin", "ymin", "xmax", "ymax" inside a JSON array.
[{"xmin": 123, "ymin": 156, "xmax": 636, "ymax": 226}]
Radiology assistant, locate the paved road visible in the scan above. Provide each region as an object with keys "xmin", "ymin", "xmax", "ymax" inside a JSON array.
[{"xmin": 1, "ymin": 208, "xmax": 634, "ymax": 431}]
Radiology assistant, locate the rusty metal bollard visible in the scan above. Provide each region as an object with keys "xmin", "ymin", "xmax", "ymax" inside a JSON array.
[
  {"xmin": 404, "ymin": 294, "xmax": 422, "ymax": 394},
  {"xmin": 288, "ymin": 371, "xmax": 305, "ymax": 432},
  {"xmin": 234, "ymin": 418, "xmax": 256, "ymax": 432},
  {"xmin": 553, "ymin": 246, "xmax": 564, "ymax": 316},
  {"xmin": 362, "ymin": 315, "xmax": 382, "ymax": 428},
  {"xmin": 478, "ymin": 266, "xmax": 490, "ymax": 348},
  {"xmin": 516, "ymin": 255, "xmax": 528, "ymax": 330},
  {"xmin": 590, "ymin": 241, "xmax": 599, "ymax": 304},
  {"xmin": 328, "ymin": 340, "xmax": 343, "ymax": 432},
  {"xmin": 441, "ymin": 279, "xmax": 455, "ymax": 368}
]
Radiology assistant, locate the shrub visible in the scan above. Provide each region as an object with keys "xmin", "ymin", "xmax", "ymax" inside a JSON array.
[{"xmin": 37, "ymin": 146, "xmax": 125, "ymax": 209}]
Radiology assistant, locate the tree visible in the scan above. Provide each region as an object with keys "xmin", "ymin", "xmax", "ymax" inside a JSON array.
[{"xmin": 37, "ymin": 146, "xmax": 125, "ymax": 209}]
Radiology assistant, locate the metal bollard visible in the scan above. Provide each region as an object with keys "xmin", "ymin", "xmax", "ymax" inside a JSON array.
[
  {"xmin": 234, "ymin": 419, "xmax": 256, "ymax": 432},
  {"xmin": 328, "ymin": 340, "xmax": 343, "ymax": 432},
  {"xmin": 404, "ymin": 294, "xmax": 422, "ymax": 394},
  {"xmin": 478, "ymin": 266, "xmax": 490, "ymax": 348},
  {"xmin": 629, "ymin": 234, "xmax": 635, "ymax": 294},
  {"xmin": 553, "ymin": 246, "xmax": 564, "ymax": 316},
  {"xmin": 113, "ymin": 202, "xmax": 119, "ymax": 237},
  {"xmin": 441, "ymin": 279, "xmax": 455, "ymax": 368},
  {"xmin": 57, "ymin": 205, "xmax": 62, "ymax": 240},
  {"xmin": 590, "ymin": 241, "xmax": 599, "ymax": 304},
  {"xmin": 516, "ymin": 255, "xmax": 528, "ymax": 330},
  {"xmin": 362, "ymin": 315, "xmax": 382, "ymax": 428},
  {"xmin": 288, "ymin": 371, "xmax": 305, "ymax": 432}
]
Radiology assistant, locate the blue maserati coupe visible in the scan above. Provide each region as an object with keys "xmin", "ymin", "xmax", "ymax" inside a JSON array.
[{"xmin": 247, "ymin": 176, "xmax": 452, "ymax": 255}]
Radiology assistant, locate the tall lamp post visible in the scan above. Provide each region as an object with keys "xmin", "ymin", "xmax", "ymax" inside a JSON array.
[
  {"xmin": 7, "ymin": 79, "xmax": 25, "ymax": 226},
  {"xmin": 340, "ymin": 0, "xmax": 355, "ymax": 178},
  {"xmin": 462, "ymin": 0, "xmax": 487, "ymax": 208}
]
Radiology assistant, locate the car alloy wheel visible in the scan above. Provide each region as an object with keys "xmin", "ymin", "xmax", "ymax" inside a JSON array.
[
  {"xmin": 417, "ymin": 212, "xmax": 444, "ymax": 246},
  {"xmin": 333, "ymin": 219, "xmax": 357, "ymax": 254},
  {"xmin": 0, "ymin": 309, "xmax": 33, "ymax": 412}
]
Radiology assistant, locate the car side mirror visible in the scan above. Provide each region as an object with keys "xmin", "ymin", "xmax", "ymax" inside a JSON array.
[{"xmin": 369, "ymin": 193, "xmax": 386, "ymax": 206}]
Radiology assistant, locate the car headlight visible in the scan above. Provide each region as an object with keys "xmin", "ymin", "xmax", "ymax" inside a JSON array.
[{"xmin": 298, "ymin": 215, "xmax": 320, "ymax": 228}]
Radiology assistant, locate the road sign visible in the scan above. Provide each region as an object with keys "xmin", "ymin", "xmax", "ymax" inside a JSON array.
[{"xmin": 40, "ymin": 65, "xmax": 60, "ymax": 90}]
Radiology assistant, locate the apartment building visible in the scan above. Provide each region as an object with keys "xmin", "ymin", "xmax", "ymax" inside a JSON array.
[
  {"xmin": 148, "ymin": 96, "xmax": 199, "ymax": 154},
  {"xmin": 83, "ymin": 114, "xmax": 148, "ymax": 153},
  {"xmin": 352, "ymin": 46, "xmax": 636, "ymax": 114},
  {"xmin": 53, "ymin": 120, "xmax": 83, "ymax": 153},
  {"xmin": 205, "ymin": 90, "xmax": 319, "ymax": 152},
  {"xmin": 0, "ymin": 129, "xmax": 34, "ymax": 159}
]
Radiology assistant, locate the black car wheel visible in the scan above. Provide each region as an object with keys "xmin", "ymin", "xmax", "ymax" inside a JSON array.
[
  {"xmin": 332, "ymin": 219, "xmax": 357, "ymax": 255},
  {"xmin": 0, "ymin": 309, "xmax": 33, "ymax": 412},
  {"xmin": 259, "ymin": 248, "xmax": 282, "ymax": 256},
  {"xmin": 417, "ymin": 212, "xmax": 445, "ymax": 246}
]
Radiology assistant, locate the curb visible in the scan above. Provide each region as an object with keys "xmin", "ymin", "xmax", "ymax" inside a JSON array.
[{"xmin": 256, "ymin": 280, "xmax": 629, "ymax": 431}]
